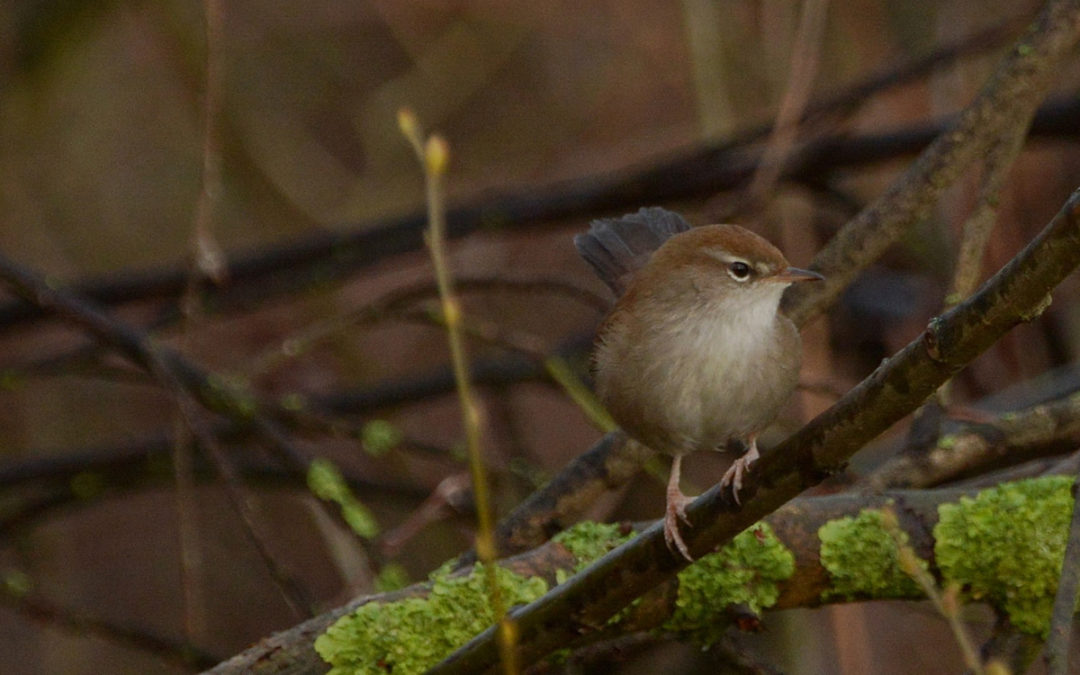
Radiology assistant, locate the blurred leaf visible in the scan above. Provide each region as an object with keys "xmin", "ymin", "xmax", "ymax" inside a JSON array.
[
  {"xmin": 374, "ymin": 563, "xmax": 410, "ymax": 593},
  {"xmin": 307, "ymin": 458, "xmax": 379, "ymax": 539},
  {"xmin": 2, "ymin": 569, "xmax": 32, "ymax": 597},
  {"xmin": 361, "ymin": 419, "xmax": 403, "ymax": 457}
]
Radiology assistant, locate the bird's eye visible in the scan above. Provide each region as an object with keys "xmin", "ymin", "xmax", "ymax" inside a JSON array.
[{"xmin": 728, "ymin": 261, "xmax": 752, "ymax": 281}]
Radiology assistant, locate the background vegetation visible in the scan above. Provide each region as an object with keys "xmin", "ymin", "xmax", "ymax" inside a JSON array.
[{"xmin": 2, "ymin": 0, "xmax": 1080, "ymax": 673}]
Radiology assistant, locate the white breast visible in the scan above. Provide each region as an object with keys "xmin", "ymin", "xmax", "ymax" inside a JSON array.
[{"xmin": 596, "ymin": 281, "xmax": 799, "ymax": 454}]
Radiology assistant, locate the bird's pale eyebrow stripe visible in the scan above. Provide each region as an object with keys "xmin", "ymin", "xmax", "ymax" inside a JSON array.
[{"xmin": 704, "ymin": 249, "xmax": 746, "ymax": 266}]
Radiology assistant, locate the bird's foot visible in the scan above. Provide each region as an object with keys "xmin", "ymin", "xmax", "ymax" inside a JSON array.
[
  {"xmin": 664, "ymin": 488, "xmax": 694, "ymax": 562},
  {"xmin": 720, "ymin": 442, "xmax": 761, "ymax": 505}
]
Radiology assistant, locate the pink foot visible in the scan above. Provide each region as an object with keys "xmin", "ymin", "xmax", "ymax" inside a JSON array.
[
  {"xmin": 664, "ymin": 454, "xmax": 694, "ymax": 561},
  {"xmin": 664, "ymin": 488, "xmax": 693, "ymax": 561},
  {"xmin": 720, "ymin": 438, "xmax": 761, "ymax": 505}
]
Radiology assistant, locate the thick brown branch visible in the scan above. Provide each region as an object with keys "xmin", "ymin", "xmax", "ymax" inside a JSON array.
[
  {"xmin": 867, "ymin": 390, "xmax": 1080, "ymax": 489},
  {"xmin": 203, "ymin": 486, "xmax": 974, "ymax": 674}
]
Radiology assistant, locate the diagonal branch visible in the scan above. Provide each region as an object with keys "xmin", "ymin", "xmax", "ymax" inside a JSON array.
[{"xmin": 429, "ymin": 184, "xmax": 1080, "ymax": 672}]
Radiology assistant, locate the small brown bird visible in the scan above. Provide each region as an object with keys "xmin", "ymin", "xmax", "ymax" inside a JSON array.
[{"xmin": 576, "ymin": 207, "xmax": 821, "ymax": 560}]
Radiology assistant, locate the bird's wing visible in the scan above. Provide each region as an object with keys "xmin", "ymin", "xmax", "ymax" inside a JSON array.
[{"xmin": 574, "ymin": 207, "xmax": 692, "ymax": 295}]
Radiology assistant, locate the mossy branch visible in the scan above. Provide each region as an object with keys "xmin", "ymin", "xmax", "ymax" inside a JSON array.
[{"xmin": 209, "ymin": 477, "xmax": 1076, "ymax": 674}]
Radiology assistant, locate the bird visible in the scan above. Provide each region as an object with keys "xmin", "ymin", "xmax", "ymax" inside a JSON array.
[{"xmin": 575, "ymin": 207, "xmax": 822, "ymax": 560}]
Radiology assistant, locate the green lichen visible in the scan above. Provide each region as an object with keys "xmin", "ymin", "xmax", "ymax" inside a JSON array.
[
  {"xmin": 552, "ymin": 521, "xmax": 633, "ymax": 575},
  {"xmin": 665, "ymin": 523, "xmax": 795, "ymax": 646},
  {"xmin": 551, "ymin": 521, "xmax": 640, "ymax": 627},
  {"xmin": 315, "ymin": 564, "xmax": 548, "ymax": 675},
  {"xmin": 552, "ymin": 521, "xmax": 794, "ymax": 644},
  {"xmin": 934, "ymin": 475, "xmax": 1074, "ymax": 636},
  {"xmin": 819, "ymin": 507, "xmax": 924, "ymax": 600}
]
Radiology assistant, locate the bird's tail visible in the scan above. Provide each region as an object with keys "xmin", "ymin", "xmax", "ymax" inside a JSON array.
[{"xmin": 573, "ymin": 207, "xmax": 692, "ymax": 295}]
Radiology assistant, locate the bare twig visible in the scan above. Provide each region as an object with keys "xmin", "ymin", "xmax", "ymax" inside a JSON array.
[
  {"xmin": 0, "ymin": 440, "xmax": 433, "ymax": 539},
  {"xmin": 983, "ymin": 613, "xmax": 1043, "ymax": 673},
  {"xmin": 881, "ymin": 507, "xmax": 985, "ymax": 674},
  {"xmin": 0, "ymin": 252, "xmax": 335, "ymax": 616},
  {"xmin": 867, "ymin": 390, "xmax": 1080, "ymax": 490},
  {"xmin": 399, "ymin": 111, "xmax": 518, "ymax": 674},
  {"xmin": 165, "ymin": 377, "xmax": 315, "ymax": 617},
  {"xmin": 175, "ymin": 0, "xmax": 229, "ymax": 641},
  {"xmin": 250, "ymin": 275, "xmax": 603, "ymax": 369}
]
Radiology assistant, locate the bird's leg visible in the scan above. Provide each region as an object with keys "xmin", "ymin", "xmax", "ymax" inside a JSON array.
[
  {"xmin": 664, "ymin": 454, "xmax": 694, "ymax": 561},
  {"xmin": 720, "ymin": 434, "xmax": 760, "ymax": 505}
]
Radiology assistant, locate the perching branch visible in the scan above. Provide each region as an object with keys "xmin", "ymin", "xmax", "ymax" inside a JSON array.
[
  {"xmin": 206, "ymin": 477, "xmax": 1074, "ymax": 674},
  {"xmin": 429, "ymin": 181, "xmax": 1080, "ymax": 672}
]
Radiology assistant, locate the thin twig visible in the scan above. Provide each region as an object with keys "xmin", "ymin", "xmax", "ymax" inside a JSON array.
[
  {"xmin": 241, "ymin": 275, "xmax": 606, "ymax": 377},
  {"xmin": 162, "ymin": 371, "xmax": 316, "ymax": 617},
  {"xmin": 174, "ymin": 0, "xmax": 229, "ymax": 642},
  {"xmin": 0, "ymin": 254, "xmax": 329, "ymax": 616},
  {"xmin": 398, "ymin": 110, "xmax": 518, "ymax": 675},
  {"xmin": 933, "ymin": 95, "xmax": 1033, "ymax": 413},
  {"xmin": 867, "ymin": 389, "xmax": 1080, "ymax": 490},
  {"xmin": 881, "ymin": 507, "xmax": 985, "ymax": 674}
]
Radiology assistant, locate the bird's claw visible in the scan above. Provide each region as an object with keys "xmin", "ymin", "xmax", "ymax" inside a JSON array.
[
  {"xmin": 720, "ymin": 457, "xmax": 749, "ymax": 504},
  {"xmin": 663, "ymin": 491, "xmax": 694, "ymax": 561},
  {"xmin": 721, "ymin": 441, "xmax": 760, "ymax": 505}
]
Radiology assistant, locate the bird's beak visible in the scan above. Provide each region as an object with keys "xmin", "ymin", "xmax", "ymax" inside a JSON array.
[{"xmin": 773, "ymin": 267, "xmax": 824, "ymax": 283}]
